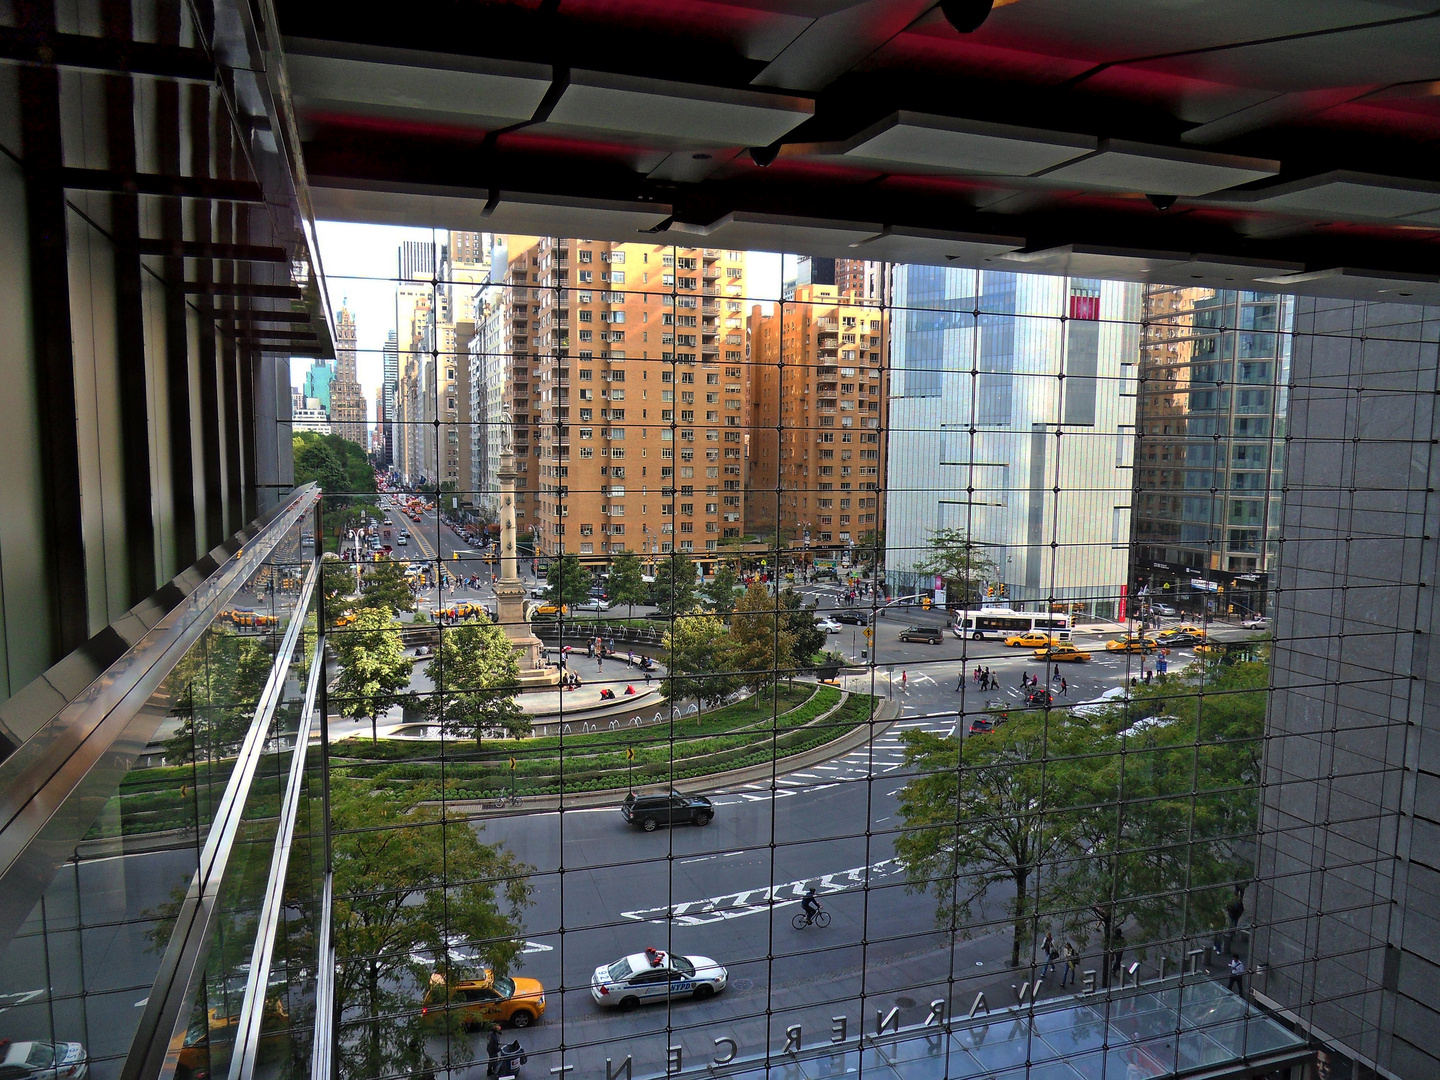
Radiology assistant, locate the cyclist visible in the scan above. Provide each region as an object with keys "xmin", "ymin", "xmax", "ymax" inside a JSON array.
[{"xmin": 801, "ymin": 887, "xmax": 822, "ymax": 925}]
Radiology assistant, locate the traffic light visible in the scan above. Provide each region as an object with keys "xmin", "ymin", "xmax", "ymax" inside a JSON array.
[
  {"xmin": 922, "ymin": 597, "xmax": 932, "ymax": 610},
  {"xmin": 986, "ymin": 585, "xmax": 994, "ymax": 597}
]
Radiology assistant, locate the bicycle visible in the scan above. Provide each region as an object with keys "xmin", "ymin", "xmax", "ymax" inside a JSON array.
[
  {"xmin": 488, "ymin": 793, "xmax": 523, "ymax": 810},
  {"xmin": 792, "ymin": 908, "xmax": 831, "ymax": 929}
]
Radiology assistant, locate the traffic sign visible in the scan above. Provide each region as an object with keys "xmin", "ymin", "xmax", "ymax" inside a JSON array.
[
  {"xmin": 863, "ymin": 628, "xmax": 873, "ymax": 641},
  {"xmin": 626, "ymin": 747, "xmax": 635, "ymax": 761},
  {"xmin": 509, "ymin": 757, "xmax": 518, "ymax": 770}
]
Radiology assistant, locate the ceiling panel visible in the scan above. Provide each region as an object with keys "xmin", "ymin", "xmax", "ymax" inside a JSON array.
[
  {"xmin": 1039, "ymin": 139, "xmax": 1279, "ymax": 196},
  {"xmin": 847, "ymin": 225, "xmax": 1023, "ymax": 265},
  {"xmin": 1239, "ymin": 171, "xmax": 1440, "ymax": 220},
  {"xmin": 310, "ymin": 183, "xmax": 672, "ymax": 242},
  {"xmin": 547, "ymin": 70, "xmax": 813, "ymax": 146},
  {"xmin": 840, "ymin": 111, "xmax": 1096, "ymax": 176},
  {"xmin": 668, "ymin": 212, "xmax": 882, "ymax": 257},
  {"xmin": 285, "ymin": 41, "xmax": 552, "ymax": 125},
  {"xmin": 1146, "ymin": 254, "xmax": 1306, "ymax": 291},
  {"xmin": 995, "ymin": 244, "xmax": 1190, "ymax": 282},
  {"xmin": 1256, "ymin": 266, "xmax": 1440, "ymax": 304}
]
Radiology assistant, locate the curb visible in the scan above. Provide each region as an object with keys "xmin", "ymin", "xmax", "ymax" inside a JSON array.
[{"xmin": 452, "ymin": 692, "xmax": 901, "ymax": 819}]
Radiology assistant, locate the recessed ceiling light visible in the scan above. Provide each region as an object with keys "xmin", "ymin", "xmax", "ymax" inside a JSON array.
[{"xmin": 692, "ymin": 153, "xmax": 712, "ymax": 160}]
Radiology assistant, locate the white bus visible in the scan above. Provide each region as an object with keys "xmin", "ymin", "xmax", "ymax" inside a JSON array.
[{"xmin": 951, "ymin": 608, "xmax": 1072, "ymax": 641}]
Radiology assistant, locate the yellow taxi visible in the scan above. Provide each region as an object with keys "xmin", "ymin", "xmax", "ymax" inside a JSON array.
[
  {"xmin": 422, "ymin": 970, "xmax": 547, "ymax": 1029},
  {"xmin": 1004, "ymin": 630, "xmax": 1058, "ymax": 648},
  {"xmin": 1033, "ymin": 643, "xmax": 1091, "ymax": 662},
  {"xmin": 1194, "ymin": 642, "xmax": 1224, "ymax": 657},
  {"xmin": 1104, "ymin": 636, "xmax": 1159, "ymax": 654},
  {"xmin": 1165, "ymin": 624, "xmax": 1207, "ymax": 638},
  {"xmin": 533, "ymin": 601, "xmax": 567, "ymax": 616}
]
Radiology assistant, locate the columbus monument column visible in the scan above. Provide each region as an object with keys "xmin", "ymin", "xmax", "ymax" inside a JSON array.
[{"xmin": 496, "ymin": 447, "xmax": 559, "ymax": 687}]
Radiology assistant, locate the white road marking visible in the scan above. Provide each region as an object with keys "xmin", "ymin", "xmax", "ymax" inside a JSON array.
[
  {"xmin": 620, "ymin": 857, "xmax": 906, "ymax": 925},
  {"xmin": 522, "ymin": 941, "xmax": 554, "ymax": 954}
]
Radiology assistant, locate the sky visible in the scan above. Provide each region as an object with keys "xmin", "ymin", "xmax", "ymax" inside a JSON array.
[{"xmin": 298, "ymin": 222, "xmax": 785, "ymax": 424}]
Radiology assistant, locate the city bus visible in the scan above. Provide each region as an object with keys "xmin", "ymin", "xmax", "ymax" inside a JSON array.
[{"xmin": 951, "ymin": 608, "xmax": 1072, "ymax": 641}]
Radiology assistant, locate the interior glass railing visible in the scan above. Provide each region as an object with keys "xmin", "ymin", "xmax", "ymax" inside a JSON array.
[{"xmin": 0, "ymin": 485, "xmax": 330, "ymax": 1080}]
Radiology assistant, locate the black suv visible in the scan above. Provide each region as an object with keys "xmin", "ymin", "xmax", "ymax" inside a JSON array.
[
  {"xmin": 621, "ymin": 790, "xmax": 714, "ymax": 831},
  {"xmin": 833, "ymin": 610, "xmax": 870, "ymax": 626},
  {"xmin": 899, "ymin": 625, "xmax": 944, "ymax": 644}
]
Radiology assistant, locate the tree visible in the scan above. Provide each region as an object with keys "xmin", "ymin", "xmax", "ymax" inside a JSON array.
[
  {"xmin": 661, "ymin": 615, "xmax": 740, "ymax": 709},
  {"xmin": 702, "ymin": 562, "xmax": 742, "ymax": 615},
  {"xmin": 424, "ymin": 620, "xmax": 531, "ymax": 743},
  {"xmin": 725, "ymin": 583, "xmax": 797, "ymax": 694},
  {"xmin": 895, "ymin": 714, "xmax": 1091, "ymax": 967},
  {"xmin": 915, "ymin": 527, "xmax": 998, "ymax": 608},
  {"xmin": 164, "ymin": 627, "xmax": 275, "ymax": 764},
  {"xmin": 322, "ymin": 554, "xmax": 358, "ymax": 608},
  {"xmin": 608, "ymin": 551, "xmax": 648, "ymax": 618},
  {"xmin": 651, "ymin": 553, "xmax": 697, "ymax": 615},
  {"xmin": 330, "ymin": 607, "xmax": 414, "ymax": 743},
  {"xmin": 328, "ymin": 780, "xmax": 534, "ymax": 1080},
  {"xmin": 778, "ymin": 587, "xmax": 825, "ymax": 666},
  {"xmin": 356, "ymin": 557, "xmax": 416, "ymax": 615},
  {"xmin": 295, "ymin": 431, "xmax": 379, "ymax": 545},
  {"xmin": 545, "ymin": 553, "xmax": 592, "ymax": 608}
]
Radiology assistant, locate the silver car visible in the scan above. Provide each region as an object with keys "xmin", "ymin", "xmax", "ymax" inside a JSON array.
[
  {"xmin": 0, "ymin": 1041, "xmax": 88, "ymax": 1080},
  {"xmin": 591, "ymin": 950, "xmax": 727, "ymax": 1008}
]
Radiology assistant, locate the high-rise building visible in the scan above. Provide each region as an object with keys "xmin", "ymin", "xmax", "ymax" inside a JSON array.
[
  {"xmin": 1131, "ymin": 287, "xmax": 1291, "ymax": 619},
  {"xmin": 519, "ymin": 240, "xmax": 749, "ymax": 572},
  {"xmin": 747, "ymin": 283, "xmax": 888, "ymax": 563},
  {"xmin": 399, "ymin": 238, "xmax": 435, "ymax": 282},
  {"xmin": 382, "ymin": 331, "xmax": 399, "ymax": 468},
  {"xmin": 329, "ymin": 303, "xmax": 366, "ymax": 446},
  {"xmin": 884, "ymin": 266, "xmax": 1140, "ymax": 615},
  {"xmin": 301, "ymin": 358, "xmax": 334, "ymax": 414},
  {"xmin": 372, "ymin": 386, "xmax": 386, "ymax": 456}
]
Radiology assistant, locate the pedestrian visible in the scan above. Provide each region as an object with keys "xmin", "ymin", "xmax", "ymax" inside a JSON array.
[
  {"xmin": 586, "ymin": 639, "xmax": 595, "ymax": 658},
  {"xmin": 1227, "ymin": 954, "xmax": 1246, "ymax": 993},
  {"xmin": 1144, "ymin": 669, "xmax": 1152, "ymax": 685},
  {"xmin": 1060, "ymin": 677, "xmax": 1068, "ymax": 695},
  {"xmin": 487, "ymin": 1024, "xmax": 503, "ymax": 1076},
  {"xmin": 1061, "ymin": 942, "xmax": 1078, "ymax": 987},
  {"xmin": 901, "ymin": 669, "xmax": 908, "ymax": 690},
  {"xmin": 1052, "ymin": 668, "xmax": 1061, "ymax": 683},
  {"xmin": 956, "ymin": 672, "xmax": 965, "ymax": 692},
  {"xmin": 607, "ymin": 635, "xmax": 615, "ymax": 654},
  {"xmin": 597, "ymin": 655, "xmax": 603, "ymax": 671},
  {"xmin": 1019, "ymin": 671, "xmax": 1029, "ymax": 691},
  {"xmin": 1040, "ymin": 930, "xmax": 1057, "ymax": 979}
]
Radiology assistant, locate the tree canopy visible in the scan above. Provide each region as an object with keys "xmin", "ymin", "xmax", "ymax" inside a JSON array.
[
  {"xmin": 329, "ymin": 780, "xmax": 533, "ymax": 1080},
  {"xmin": 423, "ymin": 620, "xmax": 530, "ymax": 743},
  {"xmin": 778, "ymin": 587, "xmax": 825, "ymax": 664},
  {"xmin": 651, "ymin": 552, "xmax": 697, "ymax": 615},
  {"xmin": 726, "ymin": 583, "xmax": 797, "ymax": 694},
  {"xmin": 330, "ymin": 607, "xmax": 414, "ymax": 742},
  {"xmin": 164, "ymin": 627, "xmax": 274, "ymax": 764},
  {"xmin": 608, "ymin": 551, "xmax": 648, "ymax": 616},
  {"xmin": 661, "ymin": 614, "xmax": 740, "ymax": 709},
  {"xmin": 355, "ymin": 557, "xmax": 416, "ymax": 615},
  {"xmin": 701, "ymin": 562, "xmax": 743, "ymax": 615},
  {"xmin": 896, "ymin": 659, "xmax": 1266, "ymax": 976},
  {"xmin": 914, "ymin": 527, "xmax": 998, "ymax": 607},
  {"xmin": 545, "ymin": 553, "xmax": 593, "ymax": 607}
]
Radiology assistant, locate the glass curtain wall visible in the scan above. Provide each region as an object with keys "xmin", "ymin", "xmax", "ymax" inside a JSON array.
[{"xmin": 310, "ymin": 230, "xmax": 1306, "ymax": 1080}]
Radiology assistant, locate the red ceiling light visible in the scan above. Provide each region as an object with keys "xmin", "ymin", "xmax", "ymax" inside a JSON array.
[{"xmin": 939, "ymin": 0, "xmax": 995, "ymax": 33}]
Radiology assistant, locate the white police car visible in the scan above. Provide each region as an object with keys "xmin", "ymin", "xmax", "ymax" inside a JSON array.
[{"xmin": 590, "ymin": 948, "xmax": 727, "ymax": 1008}]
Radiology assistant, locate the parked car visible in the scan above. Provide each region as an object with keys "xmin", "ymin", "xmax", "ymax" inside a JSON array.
[
  {"xmin": 898, "ymin": 625, "xmax": 944, "ymax": 644},
  {"xmin": 574, "ymin": 597, "xmax": 613, "ymax": 612},
  {"xmin": 1155, "ymin": 629, "xmax": 1201, "ymax": 645},
  {"xmin": 1072, "ymin": 686, "xmax": 1132, "ymax": 718},
  {"xmin": 422, "ymin": 969, "xmax": 547, "ymax": 1029},
  {"xmin": 815, "ymin": 617, "xmax": 842, "ymax": 634},
  {"xmin": 591, "ymin": 949, "xmax": 727, "ymax": 1008},
  {"xmin": 833, "ymin": 610, "xmax": 870, "ymax": 626},
  {"xmin": 621, "ymin": 790, "xmax": 714, "ymax": 831},
  {"xmin": 1151, "ymin": 603, "xmax": 1177, "ymax": 616},
  {"xmin": 1242, "ymin": 616, "xmax": 1269, "ymax": 630}
]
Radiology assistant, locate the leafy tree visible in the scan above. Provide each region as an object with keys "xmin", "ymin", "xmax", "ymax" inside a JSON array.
[
  {"xmin": 661, "ymin": 614, "xmax": 740, "ymax": 709},
  {"xmin": 915, "ymin": 527, "xmax": 998, "ymax": 608},
  {"xmin": 164, "ymin": 627, "xmax": 275, "ymax": 764},
  {"xmin": 608, "ymin": 551, "xmax": 648, "ymax": 617},
  {"xmin": 356, "ymin": 557, "xmax": 416, "ymax": 615},
  {"xmin": 651, "ymin": 552, "xmax": 697, "ymax": 615},
  {"xmin": 545, "ymin": 553, "xmax": 592, "ymax": 608},
  {"xmin": 702, "ymin": 561, "xmax": 742, "ymax": 615},
  {"xmin": 322, "ymin": 554, "xmax": 358, "ymax": 608},
  {"xmin": 778, "ymin": 587, "xmax": 825, "ymax": 664},
  {"xmin": 330, "ymin": 607, "xmax": 414, "ymax": 743},
  {"xmin": 725, "ymin": 583, "xmax": 797, "ymax": 694},
  {"xmin": 329, "ymin": 780, "xmax": 534, "ymax": 1080},
  {"xmin": 296, "ymin": 431, "xmax": 379, "ymax": 545},
  {"xmin": 424, "ymin": 620, "xmax": 530, "ymax": 743},
  {"xmin": 896, "ymin": 713, "xmax": 1092, "ymax": 967}
]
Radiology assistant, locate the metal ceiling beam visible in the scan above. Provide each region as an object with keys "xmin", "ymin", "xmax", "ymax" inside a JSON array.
[
  {"xmin": 213, "ymin": 310, "xmax": 314, "ymax": 323},
  {"xmin": 0, "ymin": 26, "xmax": 214, "ymax": 82},
  {"xmin": 184, "ymin": 282, "xmax": 304, "ymax": 299},
  {"xmin": 136, "ymin": 239, "xmax": 289, "ymax": 262},
  {"xmin": 60, "ymin": 167, "xmax": 264, "ymax": 202}
]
